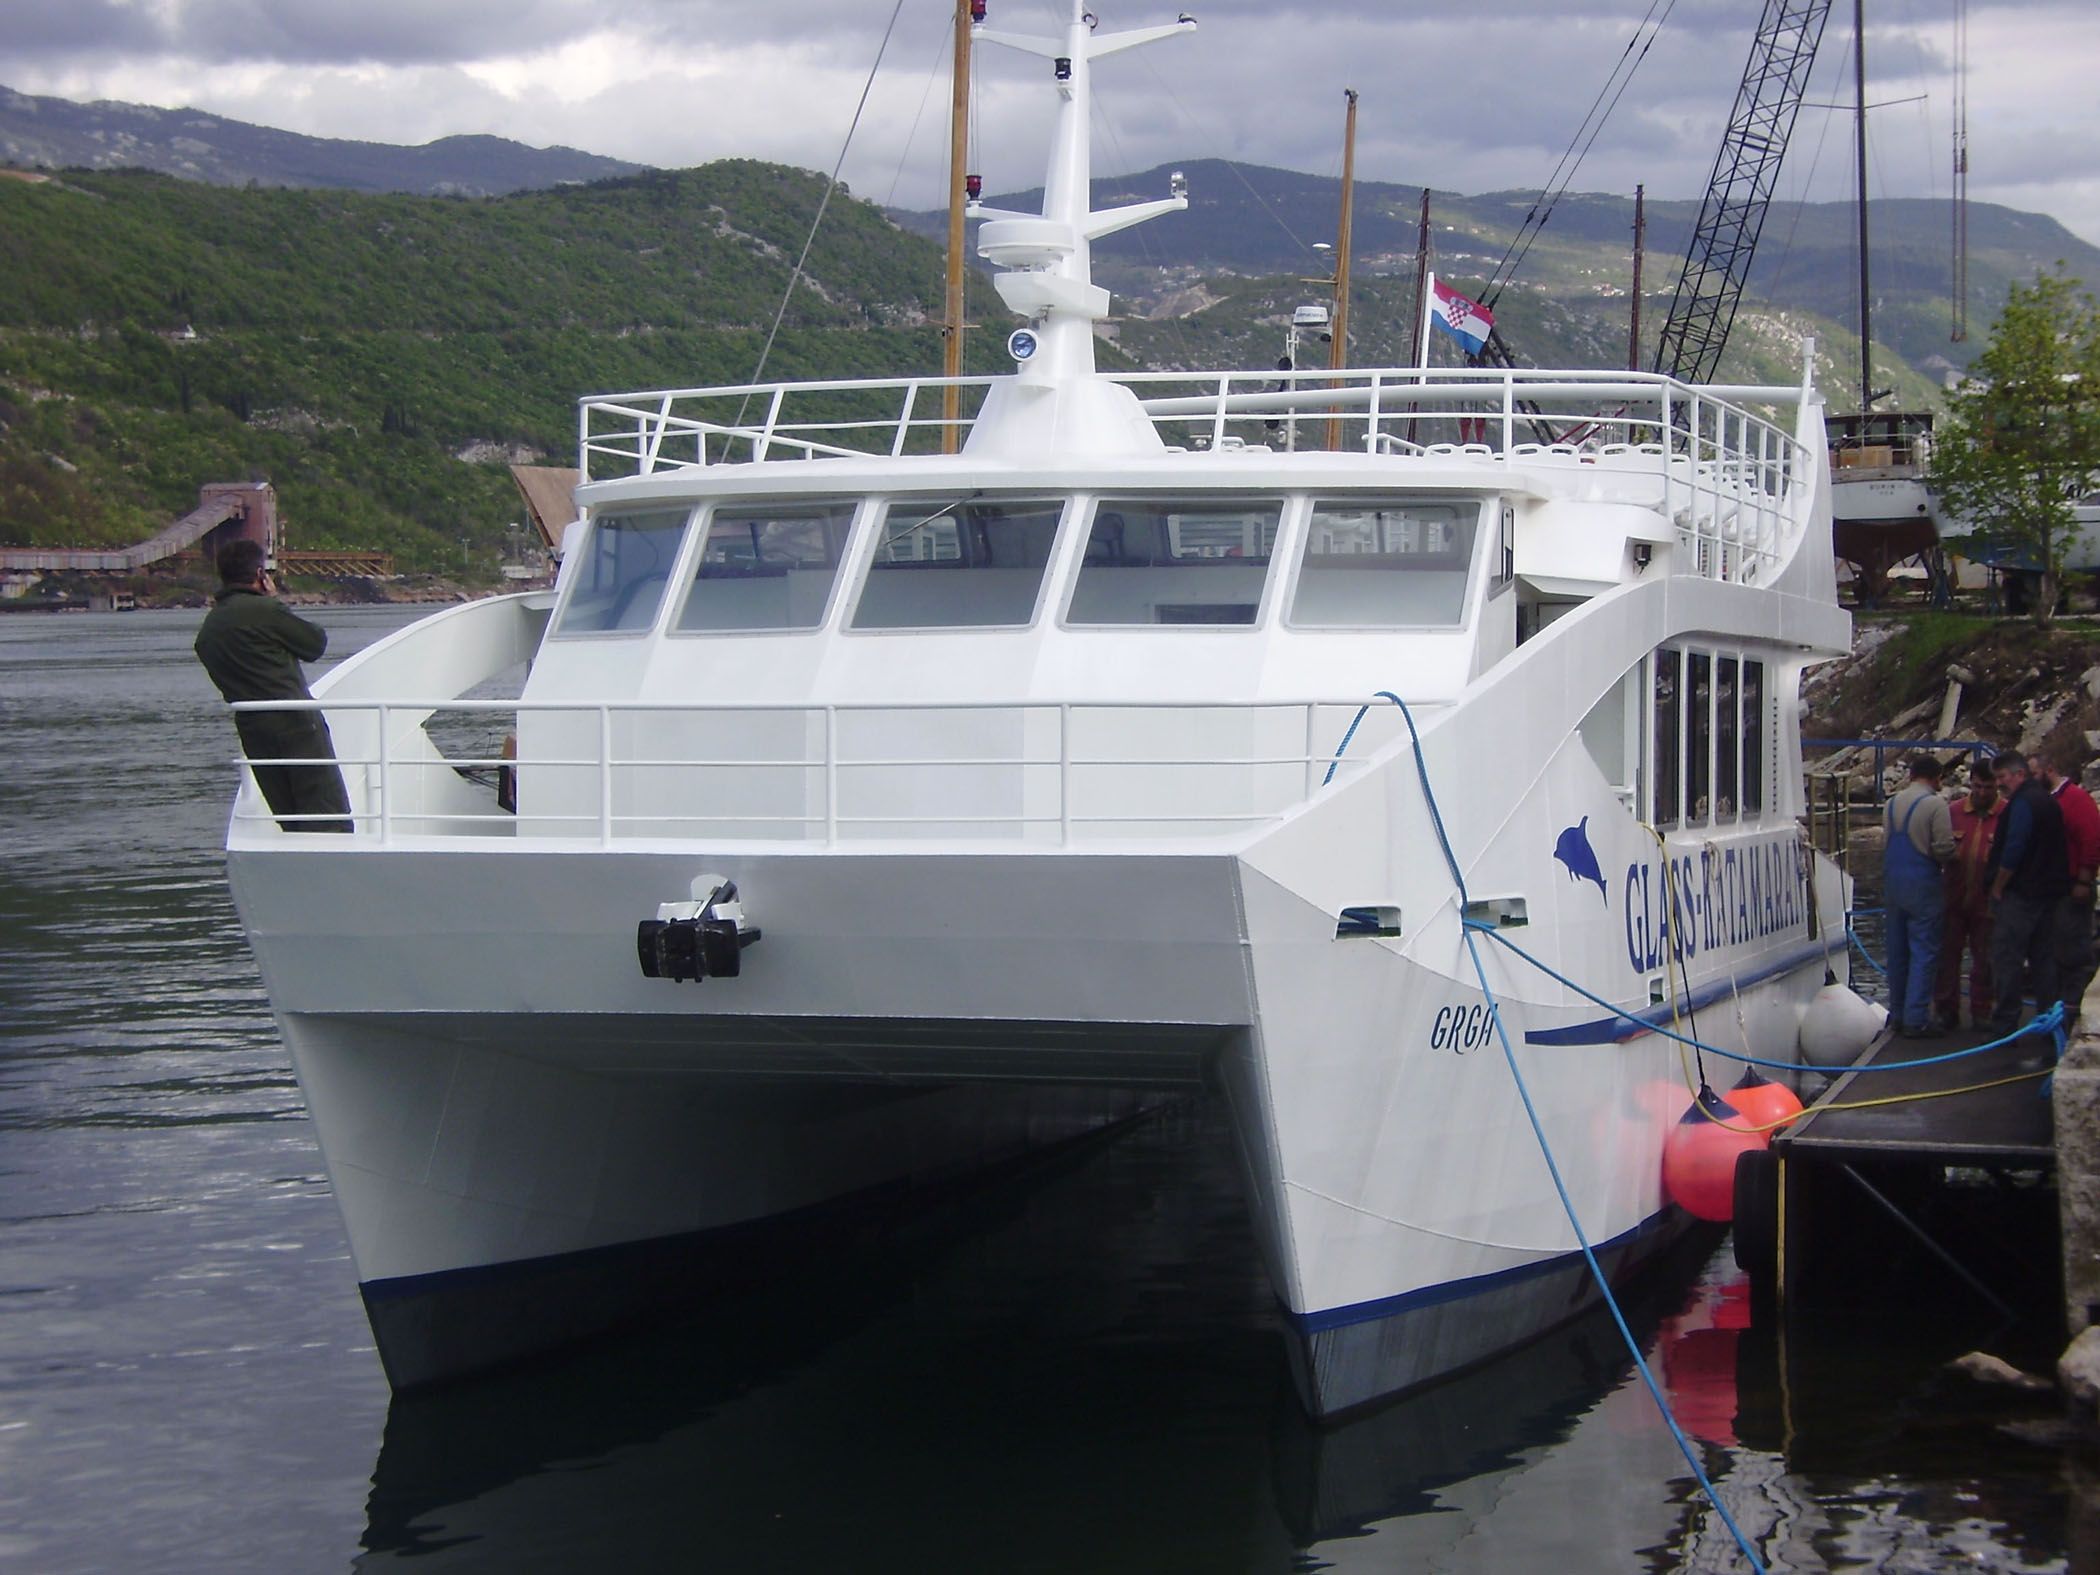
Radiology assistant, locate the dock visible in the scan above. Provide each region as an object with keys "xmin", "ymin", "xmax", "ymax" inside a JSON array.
[{"xmin": 1742, "ymin": 1018, "xmax": 2061, "ymax": 1322}]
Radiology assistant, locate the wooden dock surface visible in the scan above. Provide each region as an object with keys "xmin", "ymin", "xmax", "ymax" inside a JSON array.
[{"xmin": 1776, "ymin": 1021, "xmax": 2057, "ymax": 1167}]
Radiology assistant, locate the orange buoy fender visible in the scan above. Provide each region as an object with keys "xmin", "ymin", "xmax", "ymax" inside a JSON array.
[
  {"xmin": 1726, "ymin": 1068, "xmax": 1806, "ymax": 1134},
  {"xmin": 1662, "ymin": 1086, "xmax": 1767, "ymax": 1222}
]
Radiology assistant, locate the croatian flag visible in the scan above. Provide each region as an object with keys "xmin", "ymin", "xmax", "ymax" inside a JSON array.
[{"xmin": 1429, "ymin": 277, "xmax": 1495, "ymax": 356}]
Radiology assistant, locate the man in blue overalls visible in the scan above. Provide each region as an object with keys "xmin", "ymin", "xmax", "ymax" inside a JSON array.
[{"xmin": 1884, "ymin": 755, "xmax": 1956, "ymax": 1037}]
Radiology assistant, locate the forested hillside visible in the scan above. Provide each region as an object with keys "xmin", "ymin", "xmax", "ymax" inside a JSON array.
[{"xmin": 0, "ymin": 164, "xmax": 994, "ymax": 570}]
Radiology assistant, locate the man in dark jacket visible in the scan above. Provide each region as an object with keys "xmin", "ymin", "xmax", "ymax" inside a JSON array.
[
  {"xmin": 1987, "ymin": 752, "xmax": 2069, "ymax": 1031},
  {"xmin": 193, "ymin": 539, "xmax": 352, "ymax": 832}
]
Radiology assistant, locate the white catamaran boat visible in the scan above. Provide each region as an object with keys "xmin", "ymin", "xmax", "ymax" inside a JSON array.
[{"xmin": 224, "ymin": 4, "xmax": 1853, "ymax": 1417}]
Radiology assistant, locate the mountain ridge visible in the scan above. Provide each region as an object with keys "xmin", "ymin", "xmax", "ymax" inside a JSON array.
[{"xmin": 0, "ymin": 84, "xmax": 641, "ymax": 196}]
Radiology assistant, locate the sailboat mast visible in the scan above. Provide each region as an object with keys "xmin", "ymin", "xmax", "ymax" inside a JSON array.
[
  {"xmin": 1327, "ymin": 88, "xmax": 1358, "ymax": 376},
  {"xmin": 942, "ymin": 0, "xmax": 972, "ymax": 453},
  {"xmin": 1853, "ymin": 0, "xmax": 1873, "ymax": 414},
  {"xmin": 1629, "ymin": 183, "xmax": 1645, "ymax": 371}
]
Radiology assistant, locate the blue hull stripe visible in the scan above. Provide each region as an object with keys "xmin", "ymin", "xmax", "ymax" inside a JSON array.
[
  {"xmin": 1522, "ymin": 935, "xmax": 1844, "ymax": 1047},
  {"xmin": 1285, "ymin": 1207, "xmax": 1677, "ymax": 1334}
]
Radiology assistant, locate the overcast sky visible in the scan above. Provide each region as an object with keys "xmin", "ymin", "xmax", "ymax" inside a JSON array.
[{"xmin": 7, "ymin": 0, "xmax": 2097, "ymax": 252}]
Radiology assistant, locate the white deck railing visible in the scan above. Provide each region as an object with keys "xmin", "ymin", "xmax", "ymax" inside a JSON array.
[
  {"xmin": 578, "ymin": 365, "xmax": 1812, "ymax": 586},
  {"xmin": 228, "ymin": 696, "xmax": 1411, "ymax": 848}
]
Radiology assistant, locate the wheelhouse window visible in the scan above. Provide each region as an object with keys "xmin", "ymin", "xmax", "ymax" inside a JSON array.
[
  {"xmin": 556, "ymin": 509, "xmax": 690, "ymax": 634},
  {"xmin": 1287, "ymin": 498, "xmax": 1479, "ymax": 627},
  {"xmin": 1066, "ymin": 498, "xmax": 1281, "ymax": 626},
  {"xmin": 849, "ymin": 497, "xmax": 1063, "ymax": 629},
  {"xmin": 675, "ymin": 500, "xmax": 857, "ymax": 632}
]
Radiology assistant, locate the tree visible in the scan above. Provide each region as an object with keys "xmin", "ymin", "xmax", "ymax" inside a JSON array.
[{"xmin": 1931, "ymin": 267, "xmax": 2100, "ymax": 622}]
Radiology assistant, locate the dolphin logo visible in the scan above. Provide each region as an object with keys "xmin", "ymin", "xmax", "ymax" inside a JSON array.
[{"xmin": 1553, "ymin": 816, "xmax": 1608, "ymax": 903}]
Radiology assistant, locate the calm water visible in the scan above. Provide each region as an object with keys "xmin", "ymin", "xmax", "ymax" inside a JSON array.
[{"xmin": 0, "ymin": 607, "xmax": 2079, "ymax": 1573}]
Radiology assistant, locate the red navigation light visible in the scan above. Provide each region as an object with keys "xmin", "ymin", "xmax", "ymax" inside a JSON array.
[
  {"xmin": 970, "ymin": 1, "xmax": 987, "ymax": 21},
  {"xmin": 965, "ymin": 173, "xmax": 983, "ymax": 200}
]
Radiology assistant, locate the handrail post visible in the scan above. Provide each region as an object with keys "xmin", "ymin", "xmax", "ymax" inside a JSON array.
[
  {"xmin": 1211, "ymin": 375, "xmax": 1230, "ymax": 451},
  {"xmin": 1365, "ymin": 373, "xmax": 1382, "ymax": 453},
  {"xmin": 825, "ymin": 706, "xmax": 839, "ymax": 845},
  {"xmin": 599, "ymin": 706, "xmax": 614, "ymax": 846},
  {"xmin": 1501, "ymin": 371, "xmax": 1514, "ymax": 453},
  {"xmin": 757, "ymin": 386, "xmax": 786, "ymax": 463},
  {"xmin": 376, "ymin": 702, "xmax": 391, "ymax": 845},
  {"xmin": 893, "ymin": 381, "xmax": 920, "ymax": 457},
  {"xmin": 1059, "ymin": 703, "xmax": 1072, "ymax": 846},
  {"xmin": 642, "ymin": 393, "xmax": 672, "ymax": 475}
]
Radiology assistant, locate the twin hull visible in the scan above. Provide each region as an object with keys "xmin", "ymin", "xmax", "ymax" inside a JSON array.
[{"xmin": 232, "ymin": 744, "xmax": 1842, "ymax": 1416}]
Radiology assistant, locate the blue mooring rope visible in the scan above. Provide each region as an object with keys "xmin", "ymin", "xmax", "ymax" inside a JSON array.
[{"xmin": 1371, "ymin": 689, "xmax": 1771, "ymax": 1573}]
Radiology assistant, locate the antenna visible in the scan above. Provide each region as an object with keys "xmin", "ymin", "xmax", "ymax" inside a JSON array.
[
  {"xmin": 1950, "ymin": 0, "xmax": 1969, "ymax": 343},
  {"xmin": 968, "ymin": 1, "xmax": 1197, "ymax": 386}
]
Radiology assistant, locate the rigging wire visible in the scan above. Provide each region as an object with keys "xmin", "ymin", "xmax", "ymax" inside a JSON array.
[
  {"xmin": 1087, "ymin": 81, "xmax": 1199, "ymax": 370},
  {"xmin": 742, "ymin": 0, "xmax": 911, "ymax": 402},
  {"xmin": 1136, "ymin": 54, "xmax": 1324, "ymax": 259},
  {"xmin": 1481, "ymin": 0, "xmax": 1679, "ymax": 307},
  {"xmin": 882, "ymin": 23, "xmax": 957, "ymax": 210}
]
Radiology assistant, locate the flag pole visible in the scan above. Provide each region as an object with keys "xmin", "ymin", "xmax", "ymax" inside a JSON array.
[{"xmin": 1418, "ymin": 270, "xmax": 1436, "ymax": 373}]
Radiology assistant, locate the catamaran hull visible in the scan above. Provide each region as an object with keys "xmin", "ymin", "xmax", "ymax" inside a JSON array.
[{"xmin": 232, "ymin": 837, "xmax": 1839, "ymax": 1409}]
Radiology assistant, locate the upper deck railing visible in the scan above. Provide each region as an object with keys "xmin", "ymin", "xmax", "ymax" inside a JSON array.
[
  {"xmin": 580, "ymin": 365, "xmax": 1815, "ymax": 584},
  {"xmin": 227, "ymin": 695, "xmax": 1413, "ymax": 849}
]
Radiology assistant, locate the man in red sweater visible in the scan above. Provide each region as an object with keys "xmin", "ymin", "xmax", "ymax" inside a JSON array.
[
  {"xmin": 2034, "ymin": 751, "xmax": 2100, "ymax": 1024},
  {"xmin": 1936, "ymin": 766, "xmax": 2005, "ymax": 1028}
]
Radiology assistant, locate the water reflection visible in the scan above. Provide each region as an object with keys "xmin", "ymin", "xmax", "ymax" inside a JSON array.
[{"xmin": 359, "ymin": 1111, "xmax": 1743, "ymax": 1573}]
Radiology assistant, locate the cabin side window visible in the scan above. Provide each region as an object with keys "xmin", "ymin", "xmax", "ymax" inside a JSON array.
[
  {"xmin": 1686, "ymin": 651, "xmax": 1713, "ymax": 825},
  {"xmin": 1286, "ymin": 498, "xmax": 1479, "ymax": 628},
  {"xmin": 1652, "ymin": 648, "xmax": 1681, "ymax": 827},
  {"xmin": 1716, "ymin": 657, "xmax": 1740, "ymax": 823},
  {"xmin": 1066, "ymin": 498, "xmax": 1281, "ymax": 626},
  {"xmin": 848, "ymin": 497, "xmax": 1064, "ymax": 629},
  {"xmin": 674, "ymin": 500, "xmax": 857, "ymax": 632},
  {"xmin": 1647, "ymin": 645, "xmax": 1771, "ymax": 827},
  {"xmin": 555, "ymin": 509, "xmax": 691, "ymax": 635},
  {"xmin": 1742, "ymin": 660, "xmax": 1766, "ymax": 815}
]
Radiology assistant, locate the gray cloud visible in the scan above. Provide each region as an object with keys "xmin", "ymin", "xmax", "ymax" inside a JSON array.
[{"xmin": 1, "ymin": 0, "xmax": 2091, "ymax": 243}]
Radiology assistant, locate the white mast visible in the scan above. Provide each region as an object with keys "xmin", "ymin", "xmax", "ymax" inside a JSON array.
[{"xmin": 965, "ymin": 2, "xmax": 1196, "ymax": 456}]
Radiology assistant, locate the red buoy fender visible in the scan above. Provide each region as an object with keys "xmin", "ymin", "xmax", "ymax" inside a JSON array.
[
  {"xmin": 1662, "ymin": 1086, "xmax": 1767, "ymax": 1222},
  {"xmin": 1725, "ymin": 1068, "xmax": 1806, "ymax": 1134}
]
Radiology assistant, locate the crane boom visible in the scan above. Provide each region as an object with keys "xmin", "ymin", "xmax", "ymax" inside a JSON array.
[{"xmin": 1652, "ymin": 0, "xmax": 1834, "ymax": 383}]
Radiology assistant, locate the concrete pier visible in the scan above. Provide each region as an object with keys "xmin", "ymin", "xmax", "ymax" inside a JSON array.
[{"xmin": 2057, "ymin": 1013, "xmax": 2100, "ymax": 1338}]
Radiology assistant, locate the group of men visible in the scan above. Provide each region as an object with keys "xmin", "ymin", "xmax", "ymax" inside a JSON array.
[{"xmin": 1882, "ymin": 748, "xmax": 2100, "ymax": 1038}]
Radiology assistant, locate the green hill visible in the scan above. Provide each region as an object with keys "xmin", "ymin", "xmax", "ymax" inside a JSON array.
[
  {"xmin": 901, "ymin": 162, "xmax": 2100, "ymax": 388},
  {"xmin": 0, "ymin": 164, "xmax": 1001, "ymax": 570}
]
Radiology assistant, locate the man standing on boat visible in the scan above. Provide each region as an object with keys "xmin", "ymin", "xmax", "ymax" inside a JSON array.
[
  {"xmin": 2033, "ymin": 751, "xmax": 2100, "ymax": 1025},
  {"xmin": 1987, "ymin": 753, "xmax": 2069, "ymax": 1032},
  {"xmin": 193, "ymin": 539, "xmax": 353, "ymax": 833},
  {"xmin": 1883, "ymin": 755, "xmax": 1956, "ymax": 1037},
  {"xmin": 1935, "ymin": 764, "xmax": 2004, "ymax": 1030}
]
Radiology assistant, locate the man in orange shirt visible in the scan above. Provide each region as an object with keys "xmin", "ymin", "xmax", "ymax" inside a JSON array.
[{"xmin": 1934, "ymin": 764, "xmax": 2004, "ymax": 1028}]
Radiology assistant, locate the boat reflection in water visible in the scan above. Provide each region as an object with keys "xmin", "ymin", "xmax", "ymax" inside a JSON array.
[{"xmin": 357, "ymin": 1105, "xmax": 1765, "ymax": 1571}]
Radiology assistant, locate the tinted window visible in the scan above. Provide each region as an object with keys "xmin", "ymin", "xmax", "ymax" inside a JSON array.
[
  {"xmin": 1288, "ymin": 499, "xmax": 1479, "ymax": 627},
  {"xmin": 557, "ymin": 510, "xmax": 689, "ymax": 634},
  {"xmin": 676, "ymin": 501, "xmax": 857, "ymax": 631},
  {"xmin": 1067, "ymin": 499, "xmax": 1280, "ymax": 626},
  {"xmin": 1654, "ymin": 648, "xmax": 1681, "ymax": 826},
  {"xmin": 849, "ymin": 498, "xmax": 1063, "ymax": 629},
  {"xmin": 1742, "ymin": 661, "xmax": 1766, "ymax": 815},
  {"xmin": 1717, "ymin": 656, "xmax": 1739, "ymax": 821},
  {"xmin": 1688, "ymin": 652, "xmax": 1712, "ymax": 824}
]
